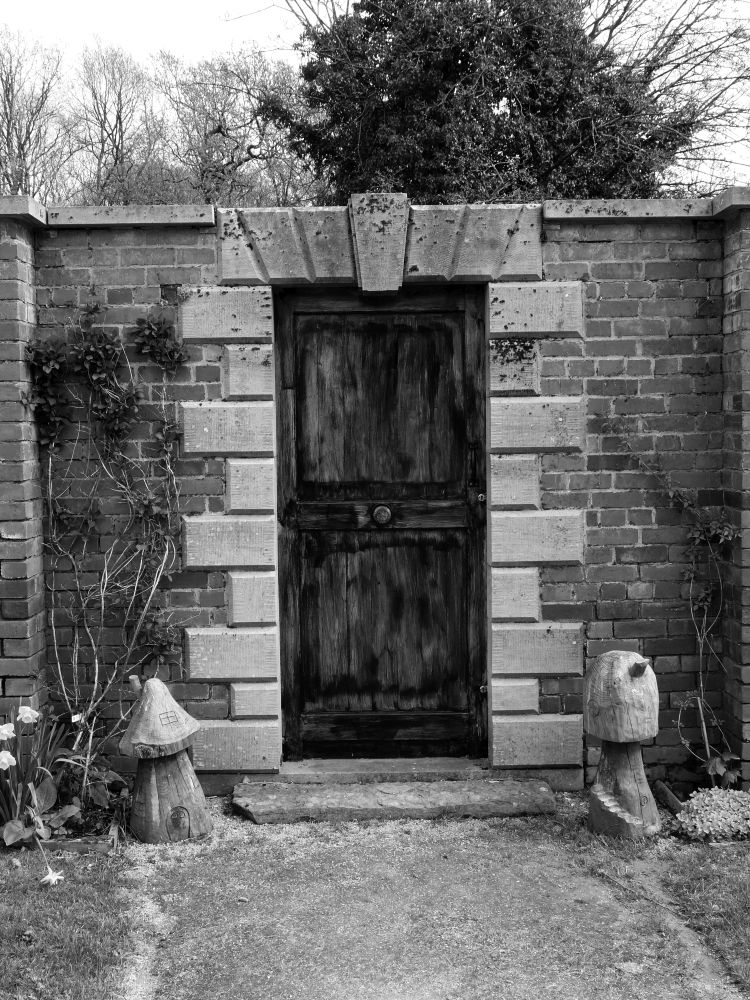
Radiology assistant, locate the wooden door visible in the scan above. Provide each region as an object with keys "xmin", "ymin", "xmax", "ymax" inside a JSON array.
[{"xmin": 277, "ymin": 289, "xmax": 486, "ymax": 758}]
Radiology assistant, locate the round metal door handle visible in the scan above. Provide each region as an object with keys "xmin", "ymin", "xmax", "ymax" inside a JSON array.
[{"xmin": 372, "ymin": 504, "xmax": 392, "ymax": 526}]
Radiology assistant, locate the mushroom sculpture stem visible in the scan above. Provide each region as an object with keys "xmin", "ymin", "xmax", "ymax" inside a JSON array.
[{"xmin": 584, "ymin": 651, "xmax": 661, "ymax": 839}]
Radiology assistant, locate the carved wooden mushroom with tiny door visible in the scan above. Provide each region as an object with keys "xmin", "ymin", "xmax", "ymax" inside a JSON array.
[
  {"xmin": 584, "ymin": 650, "xmax": 660, "ymax": 839},
  {"xmin": 120, "ymin": 678, "xmax": 212, "ymax": 844}
]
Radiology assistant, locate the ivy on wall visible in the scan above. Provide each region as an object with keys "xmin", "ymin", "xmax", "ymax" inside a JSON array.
[{"xmin": 24, "ymin": 305, "xmax": 188, "ymax": 783}]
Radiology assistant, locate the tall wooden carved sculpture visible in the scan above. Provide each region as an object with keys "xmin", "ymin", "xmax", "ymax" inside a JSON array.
[
  {"xmin": 584, "ymin": 650, "xmax": 661, "ymax": 838},
  {"xmin": 121, "ymin": 678, "xmax": 212, "ymax": 843}
]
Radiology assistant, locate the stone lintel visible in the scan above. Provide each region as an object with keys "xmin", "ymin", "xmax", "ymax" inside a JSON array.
[{"xmin": 218, "ymin": 200, "xmax": 544, "ymax": 287}]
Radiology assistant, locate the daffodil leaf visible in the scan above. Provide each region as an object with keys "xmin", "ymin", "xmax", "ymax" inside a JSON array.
[
  {"xmin": 2, "ymin": 819, "xmax": 33, "ymax": 846},
  {"xmin": 34, "ymin": 775, "xmax": 57, "ymax": 815}
]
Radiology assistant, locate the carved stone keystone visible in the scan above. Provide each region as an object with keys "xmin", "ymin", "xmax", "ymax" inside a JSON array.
[{"xmin": 584, "ymin": 650, "xmax": 661, "ymax": 838}]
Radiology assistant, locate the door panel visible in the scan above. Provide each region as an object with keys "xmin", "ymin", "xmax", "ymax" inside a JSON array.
[
  {"xmin": 296, "ymin": 313, "xmax": 465, "ymax": 496},
  {"xmin": 277, "ymin": 289, "xmax": 486, "ymax": 759}
]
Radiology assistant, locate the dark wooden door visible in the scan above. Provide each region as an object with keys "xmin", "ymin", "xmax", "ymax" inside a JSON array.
[{"xmin": 277, "ymin": 289, "xmax": 486, "ymax": 758}]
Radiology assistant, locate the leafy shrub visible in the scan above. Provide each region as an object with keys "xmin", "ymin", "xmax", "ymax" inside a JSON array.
[{"xmin": 675, "ymin": 787, "xmax": 750, "ymax": 842}]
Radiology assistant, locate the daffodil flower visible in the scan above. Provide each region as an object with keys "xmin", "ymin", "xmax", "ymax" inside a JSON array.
[
  {"xmin": 0, "ymin": 723, "xmax": 14, "ymax": 741},
  {"xmin": 16, "ymin": 706, "xmax": 40, "ymax": 725},
  {"xmin": 40, "ymin": 867, "xmax": 64, "ymax": 887},
  {"xmin": 0, "ymin": 749, "xmax": 16, "ymax": 770}
]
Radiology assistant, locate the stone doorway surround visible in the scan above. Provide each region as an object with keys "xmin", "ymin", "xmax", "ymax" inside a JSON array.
[{"xmin": 177, "ymin": 193, "xmax": 588, "ymax": 784}]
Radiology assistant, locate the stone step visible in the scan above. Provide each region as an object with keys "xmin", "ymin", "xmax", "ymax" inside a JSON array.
[
  {"xmin": 236, "ymin": 756, "xmax": 490, "ymax": 785},
  {"xmin": 232, "ymin": 777, "xmax": 555, "ymax": 825}
]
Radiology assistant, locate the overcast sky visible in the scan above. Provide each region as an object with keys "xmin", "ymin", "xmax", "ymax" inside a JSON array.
[
  {"xmin": 3, "ymin": 0, "xmax": 750, "ymax": 185},
  {"xmin": 1, "ymin": 1, "xmax": 300, "ymax": 62}
]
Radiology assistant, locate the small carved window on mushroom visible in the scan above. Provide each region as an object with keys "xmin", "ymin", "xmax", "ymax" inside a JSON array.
[{"xmin": 159, "ymin": 710, "xmax": 179, "ymax": 728}]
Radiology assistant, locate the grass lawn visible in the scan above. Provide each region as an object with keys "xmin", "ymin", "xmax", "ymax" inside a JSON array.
[
  {"xmin": 0, "ymin": 847, "xmax": 130, "ymax": 1000},
  {"xmin": 1, "ymin": 794, "xmax": 749, "ymax": 1000},
  {"xmin": 662, "ymin": 843, "xmax": 750, "ymax": 989}
]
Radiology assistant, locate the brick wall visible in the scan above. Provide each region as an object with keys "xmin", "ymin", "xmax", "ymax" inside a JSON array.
[
  {"xmin": 0, "ymin": 209, "xmax": 46, "ymax": 721},
  {"xmin": 542, "ymin": 212, "xmax": 725, "ymax": 785},
  {"xmin": 33, "ymin": 213, "xmax": 225, "ymax": 766},
  {"xmin": 2, "ymin": 194, "xmax": 749, "ymax": 786},
  {"xmin": 721, "ymin": 206, "xmax": 750, "ymax": 784}
]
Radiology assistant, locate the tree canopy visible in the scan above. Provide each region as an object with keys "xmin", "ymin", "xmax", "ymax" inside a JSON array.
[{"xmin": 274, "ymin": 0, "xmax": 749, "ymax": 203}]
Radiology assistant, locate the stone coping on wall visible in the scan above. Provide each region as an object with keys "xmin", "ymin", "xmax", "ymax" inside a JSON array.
[{"xmin": 2, "ymin": 187, "xmax": 750, "ymax": 231}]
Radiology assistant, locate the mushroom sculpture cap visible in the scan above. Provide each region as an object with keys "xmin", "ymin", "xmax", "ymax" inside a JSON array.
[
  {"xmin": 119, "ymin": 678, "xmax": 200, "ymax": 758},
  {"xmin": 583, "ymin": 650, "xmax": 659, "ymax": 742}
]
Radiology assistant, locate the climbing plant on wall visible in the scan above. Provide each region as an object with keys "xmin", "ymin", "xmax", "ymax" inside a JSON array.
[
  {"xmin": 605, "ymin": 419, "xmax": 741, "ymax": 787},
  {"xmin": 25, "ymin": 304, "xmax": 188, "ymax": 787}
]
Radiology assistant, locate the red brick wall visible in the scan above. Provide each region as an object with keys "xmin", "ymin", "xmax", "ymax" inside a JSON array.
[
  {"xmin": 34, "ymin": 223, "xmax": 228, "ymax": 758},
  {"xmin": 542, "ymin": 217, "xmax": 725, "ymax": 786},
  {"xmin": 721, "ymin": 208, "xmax": 750, "ymax": 784},
  {"xmin": 0, "ymin": 219, "xmax": 45, "ymax": 721}
]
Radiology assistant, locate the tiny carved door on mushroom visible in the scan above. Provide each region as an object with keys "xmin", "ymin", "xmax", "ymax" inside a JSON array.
[{"xmin": 276, "ymin": 288, "xmax": 487, "ymax": 758}]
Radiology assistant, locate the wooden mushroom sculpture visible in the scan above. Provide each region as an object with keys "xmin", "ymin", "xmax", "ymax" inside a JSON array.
[
  {"xmin": 121, "ymin": 678, "xmax": 212, "ymax": 844},
  {"xmin": 584, "ymin": 650, "xmax": 660, "ymax": 839}
]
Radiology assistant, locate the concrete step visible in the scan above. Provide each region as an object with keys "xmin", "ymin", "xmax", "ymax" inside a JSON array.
[
  {"xmin": 236, "ymin": 756, "xmax": 490, "ymax": 785},
  {"xmin": 232, "ymin": 777, "xmax": 555, "ymax": 824}
]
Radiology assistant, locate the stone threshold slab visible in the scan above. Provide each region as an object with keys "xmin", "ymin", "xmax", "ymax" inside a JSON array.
[
  {"xmin": 237, "ymin": 756, "xmax": 490, "ymax": 784},
  {"xmin": 232, "ymin": 777, "xmax": 555, "ymax": 824}
]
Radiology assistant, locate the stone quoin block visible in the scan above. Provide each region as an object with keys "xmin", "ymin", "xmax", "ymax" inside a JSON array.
[
  {"xmin": 491, "ymin": 568, "xmax": 540, "ymax": 621},
  {"xmin": 488, "ymin": 340, "xmax": 541, "ymax": 395},
  {"xmin": 181, "ymin": 402, "xmax": 275, "ymax": 456},
  {"xmin": 183, "ymin": 516, "xmax": 277, "ymax": 569},
  {"xmin": 179, "ymin": 286, "xmax": 274, "ymax": 342},
  {"xmin": 230, "ymin": 682, "xmax": 280, "ymax": 719},
  {"xmin": 489, "ymin": 456, "xmax": 541, "ymax": 508},
  {"xmin": 185, "ymin": 626, "xmax": 279, "ymax": 681},
  {"xmin": 490, "ymin": 511, "xmax": 585, "ymax": 565},
  {"xmin": 488, "ymin": 281, "xmax": 585, "ymax": 337},
  {"xmin": 490, "ymin": 623, "xmax": 584, "ymax": 676},
  {"xmin": 490, "ymin": 397, "xmax": 586, "ymax": 453},
  {"xmin": 492, "ymin": 715, "xmax": 583, "ymax": 768},
  {"xmin": 491, "ymin": 678, "xmax": 540, "ymax": 714},
  {"xmin": 225, "ymin": 459, "xmax": 276, "ymax": 514},
  {"xmin": 227, "ymin": 572, "xmax": 278, "ymax": 626},
  {"xmin": 191, "ymin": 719, "xmax": 282, "ymax": 772},
  {"xmin": 222, "ymin": 345, "xmax": 275, "ymax": 400}
]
